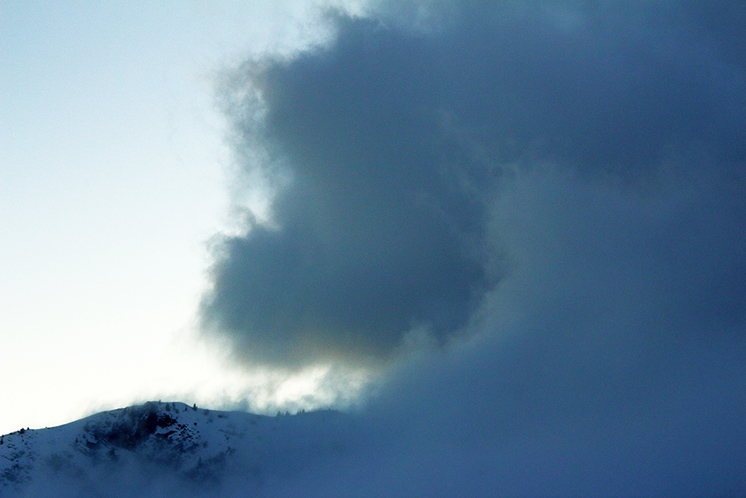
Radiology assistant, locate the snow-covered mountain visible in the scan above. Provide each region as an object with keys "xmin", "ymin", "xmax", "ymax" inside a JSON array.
[
  {"xmin": 0, "ymin": 401, "xmax": 354, "ymax": 497},
  {"xmin": 3, "ymin": 388, "xmax": 744, "ymax": 497}
]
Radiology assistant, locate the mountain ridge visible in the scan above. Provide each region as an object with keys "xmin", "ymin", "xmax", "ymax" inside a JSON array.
[{"xmin": 1, "ymin": 401, "xmax": 352, "ymax": 496}]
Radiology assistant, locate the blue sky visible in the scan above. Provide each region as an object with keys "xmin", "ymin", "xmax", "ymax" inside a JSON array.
[
  {"xmin": 2, "ymin": 1, "xmax": 745, "ymax": 494},
  {"xmin": 1, "ymin": 0, "xmax": 363, "ymax": 435}
]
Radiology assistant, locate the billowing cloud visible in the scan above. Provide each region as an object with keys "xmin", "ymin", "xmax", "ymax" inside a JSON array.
[
  {"xmin": 200, "ymin": 0, "xmax": 745, "ymax": 375},
  {"xmin": 259, "ymin": 167, "xmax": 745, "ymax": 497}
]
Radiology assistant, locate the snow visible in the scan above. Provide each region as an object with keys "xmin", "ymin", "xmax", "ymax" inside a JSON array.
[
  {"xmin": 3, "ymin": 389, "xmax": 743, "ymax": 497},
  {"xmin": 1, "ymin": 401, "xmax": 353, "ymax": 497}
]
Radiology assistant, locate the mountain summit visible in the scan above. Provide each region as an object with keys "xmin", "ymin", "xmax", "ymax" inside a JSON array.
[{"xmin": 1, "ymin": 401, "xmax": 352, "ymax": 497}]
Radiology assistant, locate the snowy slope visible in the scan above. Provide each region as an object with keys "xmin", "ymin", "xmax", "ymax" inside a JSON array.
[
  {"xmin": 4, "ymin": 389, "xmax": 743, "ymax": 497},
  {"xmin": 0, "ymin": 401, "xmax": 353, "ymax": 497}
]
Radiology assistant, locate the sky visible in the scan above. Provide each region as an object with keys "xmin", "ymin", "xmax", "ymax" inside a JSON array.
[
  {"xmin": 0, "ymin": 0, "xmax": 367, "ymax": 436},
  {"xmin": 2, "ymin": 0, "xmax": 745, "ymax": 494}
]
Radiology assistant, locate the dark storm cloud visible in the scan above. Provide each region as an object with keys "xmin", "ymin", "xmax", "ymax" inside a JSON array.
[
  {"xmin": 260, "ymin": 169, "xmax": 746, "ymax": 497},
  {"xmin": 201, "ymin": 0, "xmax": 745, "ymax": 369}
]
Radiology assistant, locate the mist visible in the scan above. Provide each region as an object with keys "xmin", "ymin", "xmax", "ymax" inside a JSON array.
[{"xmin": 193, "ymin": 1, "xmax": 745, "ymax": 495}]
